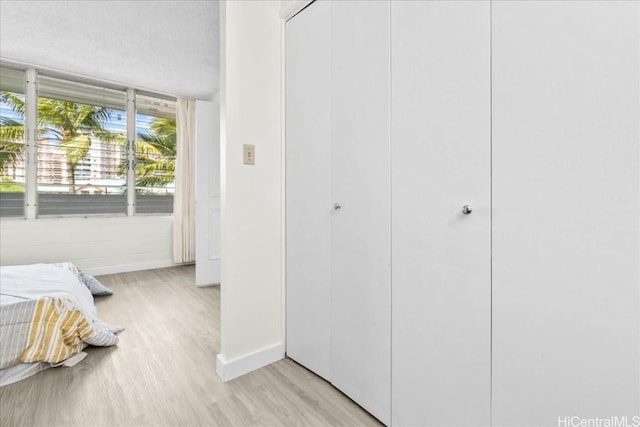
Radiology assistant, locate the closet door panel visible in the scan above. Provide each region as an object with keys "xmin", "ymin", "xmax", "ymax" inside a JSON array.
[
  {"xmin": 330, "ymin": 1, "xmax": 391, "ymax": 424},
  {"xmin": 285, "ymin": 0, "xmax": 332, "ymax": 380},
  {"xmin": 391, "ymin": 2, "xmax": 491, "ymax": 426},
  {"xmin": 492, "ymin": 1, "xmax": 640, "ymax": 424}
]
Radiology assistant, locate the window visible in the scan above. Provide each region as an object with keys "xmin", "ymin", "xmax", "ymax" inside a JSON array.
[
  {"xmin": 0, "ymin": 65, "xmax": 176, "ymax": 218},
  {"xmin": 135, "ymin": 94, "xmax": 176, "ymax": 214},
  {"xmin": 37, "ymin": 76, "xmax": 127, "ymax": 215},
  {"xmin": 0, "ymin": 67, "xmax": 26, "ymax": 217}
]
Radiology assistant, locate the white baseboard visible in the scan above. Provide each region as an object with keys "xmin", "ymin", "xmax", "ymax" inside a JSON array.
[
  {"xmin": 85, "ymin": 260, "xmax": 178, "ymax": 276},
  {"xmin": 216, "ymin": 342, "xmax": 285, "ymax": 382}
]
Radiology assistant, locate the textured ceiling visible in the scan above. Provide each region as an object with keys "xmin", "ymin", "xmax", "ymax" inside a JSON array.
[{"xmin": 0, "ymin": 0, "xmax": 219, "ymax": 100}]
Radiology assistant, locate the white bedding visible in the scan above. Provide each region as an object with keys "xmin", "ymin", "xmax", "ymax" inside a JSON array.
[
  {"xmin": 0, "ymin": 263, "xmax": 121, "ymax": 386},
  {"xmin": 2, "ymin": 265, "xmax": 96, "ymax": 316}
]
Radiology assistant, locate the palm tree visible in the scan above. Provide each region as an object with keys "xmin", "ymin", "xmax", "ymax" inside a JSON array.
[
  {"xmin": 0, "ymin": 92, "xmax": 120, "ymax": 193},
  {"xmin": 134, "ymin": 117, "xmax": 176, "ymax": 190},
  {"xmin": 0, "ymin": 92, "xmax": 27, "ymax": 175},
  {"xmin": 0, "ymin": 117, "xmax": 25, "ymax": 175}
]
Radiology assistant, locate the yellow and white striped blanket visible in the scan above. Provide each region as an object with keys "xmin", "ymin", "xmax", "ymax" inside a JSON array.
[{"xmin": 20, "ymin": 297, "xmax": 95, "ymax": 364}]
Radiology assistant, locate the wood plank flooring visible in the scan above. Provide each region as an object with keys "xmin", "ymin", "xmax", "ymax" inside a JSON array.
[{"xmin": 0, "ymin": 266, "xmax": 382, "ymax": 427}]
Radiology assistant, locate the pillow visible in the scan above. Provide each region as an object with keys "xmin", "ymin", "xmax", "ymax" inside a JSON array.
[
  {"xmin": 80, "ymin": 273, "xmax": 113, "ymax": 296},
  {"xmin": 48, "ymin": 262, "xmax": 113, "ymax": 296}
]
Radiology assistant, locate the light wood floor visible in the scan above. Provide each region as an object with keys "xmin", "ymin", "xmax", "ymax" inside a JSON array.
[{"xmin": 0, "ymin": 266, "xmax": 382, "ymax": 427}]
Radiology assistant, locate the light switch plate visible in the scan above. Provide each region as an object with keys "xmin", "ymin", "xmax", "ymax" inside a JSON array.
[{"xmin": 243, "ymin": 144, "xmax": 255, "ymax": 165}]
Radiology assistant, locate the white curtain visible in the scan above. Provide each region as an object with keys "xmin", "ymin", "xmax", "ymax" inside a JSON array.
[{"xmin": 173, "ymin": 98, "xmax": 196, "ymax": 263}]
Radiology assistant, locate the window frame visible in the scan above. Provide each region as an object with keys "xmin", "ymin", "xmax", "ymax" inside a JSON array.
[
  {"xmin": 0, "ymin": 63, "xmax": 177, "ymax": 219},
  {"xmin": 0, "ymin": 66, "xmax": 27, "ymax": 218}
]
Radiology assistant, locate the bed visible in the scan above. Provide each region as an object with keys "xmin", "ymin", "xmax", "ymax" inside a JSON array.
[{"xmin": 0, "ymin": 262, "xmax": 121, "ymax": 386}]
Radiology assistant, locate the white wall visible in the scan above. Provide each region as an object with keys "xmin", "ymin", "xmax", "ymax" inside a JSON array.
[
  {"xmin": 216, "ymin": 0, "xmax": 292, "ymax": 381},
  {"xmin": 281, "ymin": 0, "xmax": 312, "ymax": 19},
  {"xmin": 0, "ymin": 2, "xmax": 219, "ymax": 276},
  {"xmin": 0, "ymin": 0, "xmax": 218, "ymax": 99},
  {"xmin": 0, "ymin": 216, "xmax": 173, "ymax": 276}
]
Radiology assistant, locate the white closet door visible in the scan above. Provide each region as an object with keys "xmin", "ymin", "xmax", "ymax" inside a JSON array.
[
  {"xmin": 285, "ymin": 0, "xmax": 332, "ymax": 380},
  {"xmin": 492, "ymin": 2, "xmax": 640, "ymax": 425},
  {"xmin": 391, "ymin": 2, "xmax": 491, "ymax": 426},
  {"xmin": 330, "ymin": 1, "xmax": 391, "ymax": 424}
]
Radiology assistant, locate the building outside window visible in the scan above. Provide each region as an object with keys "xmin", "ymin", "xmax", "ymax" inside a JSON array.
[{"xmin": 0, "ymin": 66, "xmax": 176, "ymax": 218}]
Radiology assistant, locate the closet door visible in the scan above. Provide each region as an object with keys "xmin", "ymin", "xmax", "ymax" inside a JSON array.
[
  {"xmin": 492, "ymin": 2, "xmax": 640, "ymax": 425},
  {"xmin": 330, "ymin": 1, "xmax": 391, "ymax": 424},
  {"xmin": 391, "ymin": 2, "xmax": 491, "ymax": 426},
  {"xmin": 285, "ymin": 0, "xmax": 332, "ymax": 380}
]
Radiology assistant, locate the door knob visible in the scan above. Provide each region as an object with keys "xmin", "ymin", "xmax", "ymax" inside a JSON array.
[
  {"xmin": 462, "ymin": 205, "xmax": 473, "ymax": 215},
  {"xmin": 333, "ymin": 203, "xmax": 341, "ymax": 210}
]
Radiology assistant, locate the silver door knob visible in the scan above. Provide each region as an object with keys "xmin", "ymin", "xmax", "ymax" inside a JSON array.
[
  {"xmin": 333, "ymin": 203, "xmax": 341, "ymax": 210},
  {"xmin": 462, "ymin": 205, "xmax": 473, "ymax": 215}
]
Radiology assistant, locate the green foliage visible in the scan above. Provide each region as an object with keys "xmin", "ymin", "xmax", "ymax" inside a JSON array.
[
  {"xmin": 134, "ymin": 118, "xmax": 176, "ymax": 188},
  {"xmin": 0, "ymin": 177, "xmax": 24, "ymax": 192},
  {"xmin": 37, "ymin": 98, "xmax": 124, "ymax": 192},
  {"xmin": 1, "ymin": 90, "xmax": 176, "ymax": 192},
  {"xmin": 0, "ymin": 91, "xmax": 124, "ymax": 193},
  {"xmin": 0, "ymin": 117, "xmax": 25, "ymax": 173},
  {"xmin": 0, "ymin": 93, "xmax": 27, "ymax": 173}
]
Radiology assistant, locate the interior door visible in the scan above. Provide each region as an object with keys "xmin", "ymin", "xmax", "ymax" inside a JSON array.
[
  {"xmin": 330, "ymin": 1, "xmax": 391, "ymax": 424},
  {"xmin": 195, "ymin": 100, "xmax": 220, "ymax": 286},
  {"xmin": 390, "ymin": 2, "xmax": 491, "ymax": 426},
  {"xmin": 491, "ymin": 2, "xmax": 640, "ymax": 424},
  {"xmin": 285, "ymin": 0, "xmax": 332, "ymax": 380}
]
